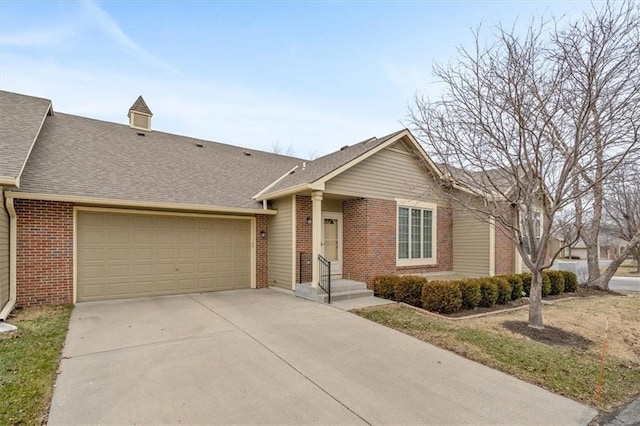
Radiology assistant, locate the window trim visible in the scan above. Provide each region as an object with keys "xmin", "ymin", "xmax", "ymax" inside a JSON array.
[{"xmin": 396, "ymin": 199, "xmax": 437, "ymax": 266}]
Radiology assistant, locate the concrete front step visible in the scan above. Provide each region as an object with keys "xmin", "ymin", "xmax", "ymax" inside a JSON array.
[
  {"xmin": 317, "ymin": 289, "xmax": 374, "ymax": 303},
  {"xmin": 295, "ymin": 280, "xmax": 372, "ymax": 304}
]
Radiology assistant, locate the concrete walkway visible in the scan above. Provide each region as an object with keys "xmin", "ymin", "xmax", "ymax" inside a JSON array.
[{"xmin": 49, "ymin": 289, "xmax": 596, "ymax": 425}]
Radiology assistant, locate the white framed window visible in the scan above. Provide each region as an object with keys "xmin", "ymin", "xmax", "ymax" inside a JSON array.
[
  {"xmin": 396, "ymin": 199, "xmax": 437, "ymax": 266},
  {"xmin": 521, "ymin": 207, "xmax": 543, "ymax": 254}
]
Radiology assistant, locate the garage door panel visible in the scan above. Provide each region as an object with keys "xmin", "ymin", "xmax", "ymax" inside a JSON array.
[
  {"xmin": 80, "ymin": 230, "xmax": 105, "ymax": 244},
  {"xmin": 77, "ymin": 211, "xmax": 252, "ymax": 302},
  {"xmin": 133, "ymin": 263, "xmax": 153, "ymax": 276},
  {"xmin": 107, "ymin": 231, "xmax": 130, "ymax": 244}
]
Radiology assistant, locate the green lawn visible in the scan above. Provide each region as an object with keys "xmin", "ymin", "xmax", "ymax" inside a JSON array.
[
  {"xmin": 0, "ymin": 305, "xmax": 73, "ymax": 425},
  {"xmin": 354, "ymin": 297, "xmax": 640, "ymax": 411}
]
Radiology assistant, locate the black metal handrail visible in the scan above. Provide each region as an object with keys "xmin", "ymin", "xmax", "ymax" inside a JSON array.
[{"xmin": 318, "ymin": 254, "xmax": 331, "ymax": 304}]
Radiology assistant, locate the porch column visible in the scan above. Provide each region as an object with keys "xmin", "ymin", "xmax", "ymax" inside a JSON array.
[{"xmin": 311, "ymin": 190, "xmax": 323, "ymax": 287}]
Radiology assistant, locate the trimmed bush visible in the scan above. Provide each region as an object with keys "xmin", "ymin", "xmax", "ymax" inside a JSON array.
[
  {"xmin": 544, "ymin": 270, "xmax": 565, "ymax": 295},
  {"xmin": 542, "ymin": 273, "xmax": 552, "ymax": 296},
  {"xmin": 372, "ymin": 275, "xmax": 400, "ymax": 300},
  {"xmin": 501, "ymin": 274, "xmax": 524, "ymax": 300},
  {"xmin": 521, "ymin": 273, "xmax": 532, "ymax": 296},
  {"xmin": 521, "ymin": 272, "xmax": 551, "ymax": 297},
  {"xmin": 459, "ymin": 279, "xmax": 482, "ymax": 310},
  {"xmin": 394, "ymin": 275, "xmax": 428, "ymax": 307},
  {"xmin": 494, "ymin": 277, "xmax": 512, "ymax": 304},
  {"xmin": 560, "ymin": 270, "xmax": 579, "ymax": 292},
  {"xmin": 421, "ymin": 280, "xmax": 463, "ymax": 314},
  {"xmin": 478, "ymin": 278, "xmax": 499, "ymax": 307}
]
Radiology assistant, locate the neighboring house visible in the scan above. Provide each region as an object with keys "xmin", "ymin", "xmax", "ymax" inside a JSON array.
[
  {"xmin": 0, "ymin": 90, "xmax": 520, "ymax": 317},
  {"xmin": 566, "ymin": 234, "xmax": 628, "ymax": 260}
]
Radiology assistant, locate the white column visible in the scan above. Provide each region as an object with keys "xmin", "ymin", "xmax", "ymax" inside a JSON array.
[{"xmin": 311, "ymin": 191, "xmax": 323, "ymax": 287}]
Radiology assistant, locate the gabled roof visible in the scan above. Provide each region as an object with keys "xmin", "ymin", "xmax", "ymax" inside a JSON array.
[
  {"xmin": 128, "ymin": 95, "xmax": 152, "ymax": 116},
  {"xmin": 256, "ymin": 129, "xmax": 444, "ymax": 199},
  {"xmin": 0, "ymin": 90, "xmax": 52, "ymax": 186},
  {"xmin": 14, "ymin": 111, "xmax": 300, "ymax": 210}
]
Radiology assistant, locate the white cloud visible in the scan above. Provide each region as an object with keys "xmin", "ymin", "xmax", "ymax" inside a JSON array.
[
  {"xmin": 1, "ymin": 26, "xmax": 77, "ymax": 47},
  {"xmin": 80, "ymin": 1, "xmax": 179, "ymax": 74}
]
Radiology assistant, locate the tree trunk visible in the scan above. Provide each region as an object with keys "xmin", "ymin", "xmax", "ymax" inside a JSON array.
[
  {"xmin": 585, "ymin": 243, "xmax": 603, "ymax": 287},
  {"xmin": 591, "ymin": 234, "xmax": 640, "ymax": 288},
  {"xmin": 635, "ymin": 253, "xmax": 640, "ymax": 274},
  {"xmin": 528, "ymin": 271, "xmax": 544, "ymax": 329}
]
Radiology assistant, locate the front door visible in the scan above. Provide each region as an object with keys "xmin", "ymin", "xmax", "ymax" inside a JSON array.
[{"xmin": 321, "ymin": 212, "xmax": 343, "ymax": 277}]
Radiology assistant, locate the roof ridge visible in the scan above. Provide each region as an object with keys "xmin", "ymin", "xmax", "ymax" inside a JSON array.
[{"xmin": 52, "ymin": 112, "xmax": 305, "ymax": 160}]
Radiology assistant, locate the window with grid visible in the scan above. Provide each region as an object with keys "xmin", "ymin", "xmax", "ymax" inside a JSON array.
[{"xmin": 398, "ymin": 207, "xmax": 434, "ymax": 260}]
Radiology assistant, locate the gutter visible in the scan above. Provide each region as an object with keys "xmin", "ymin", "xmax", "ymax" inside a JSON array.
[
  {"xmin": 252, "ymin": 165, "xmax": 299, "ymax": 200},
  {"xmin": 0, "ymin": 195, "xmax": 17, "ymax": 321},
  {"xmin": 0, "ymin": 176, "xmax": 18, "ymax": 187},
  {"xmin": 4, "ymin": 191, "xmax": 277, "ymax": 216}
]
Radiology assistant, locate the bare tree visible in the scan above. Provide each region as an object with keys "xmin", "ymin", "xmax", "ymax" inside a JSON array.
[
  {"xmin": 554, "ymin": 1, "xmax": 640, "ymax": 287},
  {"xmin": 271, "ymin": 141, "xmax": 296, "ymax": 156},
  {"xmin": 603, "ymin": 165, "xmax": 640, "ymax": 273},
  {"xmin": 555, "ymin": 208, "xmax": 581, "ymax": 259},
  {"xmin": 408, "ymin": 2, "xmax": 638, "ymax": 328}
]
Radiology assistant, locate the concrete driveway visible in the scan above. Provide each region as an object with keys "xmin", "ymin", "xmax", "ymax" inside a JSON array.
[
  {"xmin": 49, "ymin": 289, "xmax": 596, "ymax": 425},
  {"xmin": 610, "ymin": 276, "xmax": 640, "ymax": 292}
]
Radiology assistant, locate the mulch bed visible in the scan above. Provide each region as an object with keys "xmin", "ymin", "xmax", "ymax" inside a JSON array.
[{"xmin": 502, "ymin": 320, "xmax": 594, "ymax": 349}]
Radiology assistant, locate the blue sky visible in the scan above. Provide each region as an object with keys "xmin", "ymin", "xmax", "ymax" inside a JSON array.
[{"xmin": 1, "ymin": 1, "xmax": 597, "ymax": 158}]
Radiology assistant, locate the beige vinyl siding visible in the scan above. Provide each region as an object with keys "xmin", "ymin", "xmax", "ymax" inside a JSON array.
[
  {"xmin": 325, "ymin": 141, "xmax": 445, "ymax": 204},
  {"xmin": 0, "ymin": 191, "xmax": 9, "ymax": 308},
  {"xmin": 268, "ymin": 196, "xmax": 294, "ymax": 289},
  {"xmin": 453, "ymin": 207, "xmax": 492, "ymax": 276}
]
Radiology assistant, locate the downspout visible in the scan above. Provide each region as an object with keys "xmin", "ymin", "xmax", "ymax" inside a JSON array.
[{"xmin": 0, "ymin": 195, "xmax": 17, "ymax": 321}]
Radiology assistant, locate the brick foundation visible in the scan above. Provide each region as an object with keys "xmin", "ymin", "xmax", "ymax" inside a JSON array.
[
  {"xmin": 15, "ymin": 199, "xmax": 74, "ymax": 307},
  {"xmin": 342, "ymin": 197, "xmax": 454, "ymax": 288}
]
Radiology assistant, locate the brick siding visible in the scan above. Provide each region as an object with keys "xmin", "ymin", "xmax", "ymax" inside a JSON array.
[
  {"xmin": 495, "ymin": 221, "xmax": 515, "ymax": 275},
  {"xmin": 342, "ymin": 197, "xmax": 454, "ymax": 287},
  {"xmin": 295, "ymin": 195, "xmax": 312, "ymax": 283},
  {"xmin": 15, "ymin": 199, "xmax": 74, "ymax": 307},
  {"xmin": 255, "ymin": 214, "xmax": 269, "ymax": 288}
]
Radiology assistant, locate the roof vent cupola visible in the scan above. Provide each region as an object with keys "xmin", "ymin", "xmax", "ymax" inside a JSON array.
[{"xmin": 128, "ymin": 95, "xmax": 153, "ymax": 132}]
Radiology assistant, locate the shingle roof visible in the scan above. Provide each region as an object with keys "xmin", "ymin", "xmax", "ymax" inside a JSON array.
[
  {"xmin": 16, "ymin": 112, "xmax": 300, "ymax": 209},
  {"xmin": 259, "ymin": 129, "xmax": 406, "ymax": 197},
  {"xmin": 128, "ymin": 96, "xmax": 152, "ymax": 116},
  {"xmin": 438, "ymin": 163, "xmax": 514, "ymax": 195},
  {"xmin": 0, "ymin": 90, "xmax": 52, "ymax": 180}
]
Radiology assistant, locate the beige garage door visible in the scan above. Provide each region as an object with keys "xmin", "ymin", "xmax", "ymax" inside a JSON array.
[{"xmin": 77, "ymin": 211, "xmax": 252, "ymax": 302}]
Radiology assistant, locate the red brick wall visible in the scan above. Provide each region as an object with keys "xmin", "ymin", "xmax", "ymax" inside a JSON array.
[
  {"xmin": 255, "ymin": 214, "xmax": 269, "ymax": 288},
  {"xmin": 295, "ymin": 195, "xmax": 312, "ymax": 283},
  {"xmin": 495, "ymin": 222, "xmax": 515, "ymax": 275},
  {"xmin": 342, "ymin": 198, "xmax": 454, "ymax": 287},
  {"xmin": 15, "ymin": 199, "xmax": 74, "ymax": 307}
]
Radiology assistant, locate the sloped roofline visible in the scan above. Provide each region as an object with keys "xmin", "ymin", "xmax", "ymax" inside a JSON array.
[
  {"xmin": 0, "ymin": 98, "xmax": 53, "ymax": 188},
  {"xmin": 255, "ymin": 128, "xmax": 480, "ymax": 201}
]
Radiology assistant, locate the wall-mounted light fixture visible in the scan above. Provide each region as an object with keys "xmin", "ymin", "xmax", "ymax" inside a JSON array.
[
  {"xmin": 306, "ymin": 216, "xmax": 312, "ymax": 225},
  {"xmin": 259, "ymin": 230, "xmax": 267, "ymax": 238}
]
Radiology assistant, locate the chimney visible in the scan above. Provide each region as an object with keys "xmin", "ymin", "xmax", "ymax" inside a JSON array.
[{"xmin": 128, "ymin": 96, "xmax": 153, "ymax": 132}]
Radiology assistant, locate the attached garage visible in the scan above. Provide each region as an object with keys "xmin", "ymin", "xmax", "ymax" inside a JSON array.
[{"xmin": 76, "ymin": 210, "xmax": 254, "ymax": 302}]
